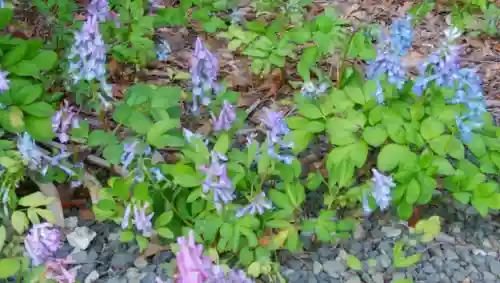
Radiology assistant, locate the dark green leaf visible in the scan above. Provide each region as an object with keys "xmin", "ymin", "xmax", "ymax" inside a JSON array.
[{"xmin": 21, "ymin": 102, "xmax": 55, "ymax": 117}]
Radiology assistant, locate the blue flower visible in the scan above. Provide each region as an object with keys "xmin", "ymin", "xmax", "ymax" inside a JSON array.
[
  {"xmin": 369, "ymin": 169, "xmax": 395, "ymax": 212},
  {"xmin": 199, "ymin": 152, "xmax": 235, "ymax": 212},
  {"xmin": 236, "ymin": 192, "xmax": 273, "ymax": 218},
  {"xmin": 260, "ymin": 109, "xmax": 294, "ymax": 164},
  {"xmin": 365, "ymin": 16, "xmax": 413, "ymax": 104},
  {"xmin": 301, "ymin": 81, "xmax": 329, "ymax": 99},
  {"xmin": 0, "ymin": 70, "xmax": 9, "ymax": 93},
  {"xmin": 211, "ymin": 100, "xmax": 237, "ymax": 132}
]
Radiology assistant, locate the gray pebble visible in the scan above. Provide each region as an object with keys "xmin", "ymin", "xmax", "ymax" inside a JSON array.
[
  {"xmin": 372, "ymin": 272, "xmax": 384, "ymax": 283},
  {"xmin": 111, "ymin": 253, "xmax": 135, "ymax": 269},
  {"xmin": 444, "ymin": 249, "xmax": 459, "ymax": 261},
  {"xmin": 345, "ymin": 275, "xmax": 361, "ymax": 283},
  {"xmin": 134, "ymin": 257, "xmax": 148, "ymax": 269},
  {"xmin": 378, "ymin": 254, "xmax": 391, "ymax": 269},
  {"xmin": 435, "ymin": 232, "xmax": 455, "ymax": 244},
  {"xmin": 423, "ymin": 263, "xmax": 435, "ymax": 274},
  {"xmin": 140, "ymin": 272, "xmax": 157, "ymax": 283},
  {"xmin": 313, "ymin": 261, "xmax": 323, "ymax": 274},
  {"xmin": 488, "ymin": 259, "xmax": 500, "ymax": 276},
  {"xmin": 106, "ymin": 278, "xmax": 127, "ymax": 283},
  {"xmin": 381, "ymin": 226, "xmax": 402, "ymax": 238},
  {"xmin": 288, "ymin": 259, "xmax": 303, "ymax": 270},
  {"xmin": 392, "ymin": 272, "xmax": 405, "ymax": 281},
  {"xmin": 483, "ymin": 271, "xmax": 497, "ymax": 281},
  {"xmin": 322, "ymin": 260, "xmax": 345, "ymax": 278}
]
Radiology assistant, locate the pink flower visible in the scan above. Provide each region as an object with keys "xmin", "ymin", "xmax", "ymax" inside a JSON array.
[
  {"xmin": 175, "ymin": 231, "xmax": 212, "ymax": 283},
  {"xmin": 24, "ymin": 223, "xmax": 61, "ymax": 266},
  {"xmin": 45, "ymin": 257, "xmax": 78, "ymax": 283}
]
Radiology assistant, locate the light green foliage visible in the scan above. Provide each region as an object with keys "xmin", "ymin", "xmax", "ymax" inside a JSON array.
[{"xmin": 451, "ymin": 0, "xmax": 499, "ymax": 36}]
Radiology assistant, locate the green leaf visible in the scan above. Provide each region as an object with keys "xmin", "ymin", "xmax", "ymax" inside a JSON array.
[
  {"xmin": 420, "ymin": 117, "xmax": 445, "ymax": 141},
  {"xmin": 405, "ymin": 179, "xmax": 420, "ymax": 205},
  {"xmin": 34, "ymin": 208, "xmax": 56, "ymax": 224},
  {"xmin": 21, "ymin": 102, "xmax": 55, "ymax": 117},
  {"xmin": 0, "ymin": 225, "xmax": 6, "ymax": 252},
  {"xmin": 362, "ymin": 126, "xmax": 387, "ymax": 147},
  {"xmin": 266, "ymin": 219, "xmax": 292, "ymax": 229},
  {"xmin": 268, "ymin": 190, "xmax": 292, "ymax": 210},
  {"xmin": 25, "ymin": 116, "xmax": 55, "ymax": 141},
  {"xmin": 394, "ymin": 279, "xmax": 413, "ymax": 283},
  {"xmin": 0, "ymin": 107, "xmax": 25, "ymax": 133},
  {"xmin": 18, "ymin": 192, "xmax": 53, "ymax": 207},
  {"xmin": 88, "ymin": 130, "xmax": 116, "ymax": 147},
  {"xmin": 0, "ymin": 8, "xmax": 14, "ymax": 30},
  {"xmin": 214, "ymin": 132, "xmax": 230, "ymax": 154},
  {"xmin": 136, "ymin": 235, "xmax": 149, "ymax": 252},
  {"xmin": 1, "ymin": 43, "xmax": 27, "ymax": 67},
  {"xmin": 12, "ymin": 211, "xmax": 29, "ymax": 234},
  {"xmin": 431, "ymin": 157, "xmax": 455, "ymax": 175},
  {"xmin": 157, "ymin": 227, "xmax": 174, "ymax": 239},
  {"xmin": 147, "ymin": 118, "xmax": 181, "ymax": 148},
  {"xmin": 174, "ymin": 174, "xmax": 201, "ymax": 188},
  {"xmin": 397, "ymin": 202, "xmax": 413, "ymax": 220},
  {"xmin": 429, "ymin": 135, "xmax": 464, "ymax": 160},
  {"xmin": 386, "ymin": 124, "xmax": 406, "ymax": 144},
  {"xmin": 453, "ymin": 192, "xmax": 471, "ymax": 204},
  {"xmin": 239, "ymin": 246, "xmax": 254, "ymax": 266},
  {"xmin": 155, "ymin": 211, "xmax": 173, "ymax": 227},
  {"xmin": 31, "ymin": 50, "xmax": 57, "ymax": 71},
  {"xmin": 13, "ymin": 83, "xmax": 43, "ymax": 105},
  {"xmin": 290, "ymin": 130, "xmax": 312, "ymax": 153},
  {"xmin": 298, "ymin": 103, "xmax": 323, "ymax": 119},
  {"xmin": 346, "ymin": 255, "xmax": 362, "ymax": 271},
  {"xmin": 8, "ymin": 60, "xmax": 40, "ymax": 77},
  {"xmin": 466, "ymin": 133, "xmax": 487, "ymax": 157},
  {"xmin": 133, "ymin": 182, "xmax": 149, "ymax": 201},
  {"xmin": 120, "ymin": 230, "xmax": 135, "ymax": 242},
  {"xmin": 377, "ymin": 144, "xmax": 415, "ymax": 172},
  {"xmin": 103, "ymin": 144, "xmax": 124, "ymax": 164},
  {"xmin": 0, "ymin": 259, "xmax": 21, "ymax": 279},
  {"xmin": 345, "ymin": 86, "xmax": 365, "ymax": 105},
  {"xmin": 297, "ymin": 46, "xmax": 318, "ymax": 81}
]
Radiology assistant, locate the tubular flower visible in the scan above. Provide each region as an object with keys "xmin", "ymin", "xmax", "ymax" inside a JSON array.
[
  {"xmin": 190, "ymin": 37, "xmax": 219, "ymax": 114},
  {"xmin": 0, "ymin": 70, "xmax": 9, "ymax": 93},
  {"xmin": 87, "ymin": 0, "xmax": 110, "ymax": 22},
  {"xmin": 365, "ymin": 16, "xmax": 413, "ymax": 104},
  {"xmin": 300, "ymin": 81, "xmax": 329, "ymax": 99},
  {"xmin": 412, "ymin": 27, "xmax": 486, "ymax": 142},
  {"xmin": 132, "ymin": 202, "xmax": 154, "ymax": 237},
  {"xmin": 369, "ymin": 169, "xmax": 395, "ymax": 212},
  {"xmin": 121, "ymin": 203, "xmax": 132, "ymax": 230},
  {"xmin": 211, "ymin": 100, "xmax": 237, "ymax": 132},
  {"xmin": 175, "ymin": 231, "xmax": 212, "ymax": 283},
  {"xmin": 52, "ymin": 100, "xmax": 80, "ymax": 144},
  {"xmin": 260, "ymin": 109, "xmax": 294, "ymax": 164},
  {"xmin": 45, "ymin": 257, "xmax": 78, "ymax": 283},
  {"xmin": 199, "ymin": 152, "xmax": 235, "ymax": 212},
  {"xmin": 156, "ymin": 39, "xmax": 171, "ymax": 61},
  {"xmin": 236, "ymin": 192, "xmax": 273, "ymax": 218},
  {"xmin": 24, "ymin": 223, "xmax": 61, "ymax": 266}
]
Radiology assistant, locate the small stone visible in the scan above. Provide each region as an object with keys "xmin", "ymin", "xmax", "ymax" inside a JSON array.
[
  {"xmin": 473, "ymin": 249, "xmax": 487, "ymax": 256},
  {"xmin": 337, "ymin": 249, "xmax": 348, "ymax": 261},
  {"xmin": 392, "ymin": 272, "xmax": 405, "ymax": 280},
  {"xmin": 483, "ymin": 238, "xmax": 494, "ymax": 249},
  {"xmin": 483, "ymin": 271, "xmax": 496, "ymax": 280},
  {"xmin": 354, "ymin": 223, "xmax": 366, "ymax": 240},
  {"xmin": 345, "ymin": 275, "xmax": 361, "ymax": 283},
  {"xmin": 307, "ymin": 277, "xmax": 318, "ymax": 283},
  {"xmin": 448, "ymin": 261, "xmax": 461, "ymax": 270},
  {"xmin": 134, "ymin": 257, "xmax": 148, "ymax": 269},
  {"xmin": 109, "ymin": 232, "xmax": 120, "ymax": 242},
  {"xmin": 452, "ymin": 271, "xmax": 468, "ymax": 282},
  {"xmin": 65, "ymin": 217, "xmax": 78, "ymax": 230},
  {"xmin": 67, "ymin": 227, "xmax": 97, "ymax": 250},
  {"xmin": 288, "ymin": 259, "xmax": 303, "ymax": 269},
  {"xmin": 381, "ymin": 226, "xmax": 401, "ymax": 238},
  {"xmin": 378, "ymin": 254, "xmax": 391, "ymax": 269},
  {"xmin": 423, "ymin": 263, "xmax": 436, "ymax": 274},
  {"xmin": 444, "ymin": 249, "xmax": 459, "ymax": 261},
  {"xmin": 106, "ymin": 278, "xmax": 127, "ymax": 283},
  {"xmin": 488, "ymin": 260, "xmax": 500, "ymax": 276},
  {"xmin": 126, "ymin": 268, "xmax": 146, "ymax": 283},
  {"xmin": 435, "ymin": 232, "xmax": 455, "ymax": 244},
  {"xmin": 323, "ymin": 260, "xmax": 345, "ymax": 278},
  {"xmin": 313, "ymin": 261, "xmax": 323, "ymax": 275},
  {"xmin": 84, "ymin": 270, "xmax": 99, "ymax": 283},
  {"xmin": 71, "ymin": 250, "xmax": 88, "ymax": 264},
  {"xmin": 140, "ymin": 272, "xmax": 157, "ymax": 283},
  {"xmin": 111, "ymin": 253, "xmax": 135, "ymax": 269},
  {"xmin": 372, "ymin": 273, "xmax": 384, "ymax": 283}
]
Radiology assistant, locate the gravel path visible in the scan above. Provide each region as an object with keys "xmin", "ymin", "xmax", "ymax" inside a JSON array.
[{"xmin": 56, "ymin": 198, "xmax": 500, "ymax": 283}]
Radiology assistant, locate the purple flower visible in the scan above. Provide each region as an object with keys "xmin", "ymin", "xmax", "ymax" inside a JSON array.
[
  {"xmin": 87, "ymin": 0, "xmax": 110, "ymax": 22},
  {"xmin": 133, "ymin": 202, "xmax": 154, "ymax": 237},
  {"xmin": 199, "ymin": 152, "xmax": 235, "ymax": 212},
  {"xmin": 0, "ymin": 70, "xmax": 9, "ymax": 93},
  {"xmin": 366, "ymin": 16, "xmax": 413, "ymax": 104},
  {"xmin": 369, "ymin": 169, "xmax": 395, "ymax": 211},
  {"xmin": 191, "ymin": 37, "xmax": 219, "ymax": 114},
  {"xmin": 52, "ymin": 100, "xmax": 80, "ymax": 144},
  {"xmin": 413, "ymin": 27, "xmax": 486, "ymax": 141},
  {"xmin": 176, "ymin": 231, "xmax": 212, "ymax": 283},
  {"xmin": 236, "ymin": 192, "xmax": 273, "ymax": 218},
  {"xmin": 149, "ymin": 0, "xmax": 163, "ymax": 12},
  {"xmin": 17, "ymin": 133, "xmax": 44, "ymax": 171},
  {"xmin": 1, "ymin": 187, "xmax": 9, "ymax": 217},
  {"xmin": 45, "ymin": 257, "xmax": 77, "ymax": 283},
  {"xmin": 260, "ymin": 109, "xmax": 294, "ymax": 164},
  {"xmin": 24, "ymin": 223, "xmax": 61, "ymax": 266},
  {"xmin": 301, "ymin": 81, "xmax": 329, "ymax": 99},
  {"xmin": 121, "ymin": 203, "xmax": 131, "ymax": 229},
  {"xmin": 156, "ymin": 39, "xmax": 171, "ymax": 61},
  {"xmin": 212, "ymin": 100, "xmax": 237, "ymax": 132}
]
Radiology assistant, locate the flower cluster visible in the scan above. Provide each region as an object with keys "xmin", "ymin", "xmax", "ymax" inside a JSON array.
[
  {"xmin": 300, "ymin": 81, "xmax": 329, "ymax": 99},
  {"xmin": 156, "ymin": 39, "xmax": 171, "ymax": 61},
  {"xmin": 17, "ymin": 133, "xmax": 75, "ymax": 176},
  {"xmin": 412, "ymin": 28, "xmax": 486, "ymax": 142},
  {"xmin": 191, "ymin": 37, "xmax": 220, "ymax": 114},
  {"xmin": 211, "ymin": 100, "xmax": 237, "ymax": 132},
  {"xmin": 365, "ymin": 16, "xmax": 413, "ymax": 104},
  {"xmin": 52, "ymin": 100, "xmax": 80, "ymax": 144},
  {"xmin": 68, "ymin": 1, "xmax": 112, "ymax": 108},
  {"xmin": 121, "ymin": 202, "xmax": 154, "ymax": 237},
  {"xmin": 363, "ymin": 169, "xmax": 396, "ymax": 214},
  {"xmin": 260, "ymin": 109, "xmax": 294, "ymax": 164},
  {"xmin": 175, "ymin": 231, "xmax": 253, "ymax": 283},
  {"xmin": 120, "ymin": 140, "xmax": 153, "ymax": 181},
  {"xmin": 0, "ymin": 70, "xmax": 9, "ymax": 94},
  {"xmin": 236, "ymin": 192, "xmax": 273, "ymax": 218},
  {"xmin": 199, "ymin": 152, "xmax": 235, "ymax": 212},
  {"xmin": 45, "ymin": 257, "xmax": 78, "ymax": 283},
  {"xmin": 87, "ymin": 0, "xmax": 110, "ymax": 22},
  {"xmin": 24, "ymin": 223, "xmax": 61, "ymax": 266}
]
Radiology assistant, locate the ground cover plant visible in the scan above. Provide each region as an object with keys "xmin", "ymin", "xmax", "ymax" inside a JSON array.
[{"xmin": 0, "ymin": 0, "xmax": 499, "ymax": 282}]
